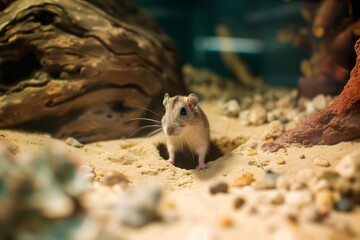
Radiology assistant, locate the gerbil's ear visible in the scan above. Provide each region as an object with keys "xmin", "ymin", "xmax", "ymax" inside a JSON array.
[
  {"xmin": 187, "ymin": 93, "xmax": 198, "ymax": 108},
  {"xmin": 163, "ymin": 93, "xmax": 169, "ymax": 106}
]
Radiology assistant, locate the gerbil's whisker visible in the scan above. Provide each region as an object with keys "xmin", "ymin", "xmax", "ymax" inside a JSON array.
[
  {"xmin": 124, "ymin": 117, "xmax": 161, "ymax": 124},
  {"xmin": 128, "ymin": 124, "xmax": 162, "ymax": 137},
  {"xmin": 136, "ymin": 107, "xmax": 161, "ymax": 119},
  {"xmin": 145, "ymin": 128, "xmax": 163, "ymax": 138}
]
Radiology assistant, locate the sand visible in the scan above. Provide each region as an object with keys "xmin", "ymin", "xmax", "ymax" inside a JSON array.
[{"xmin": 2, "ymin": 100, "xmax": 360, "ymax": 240}]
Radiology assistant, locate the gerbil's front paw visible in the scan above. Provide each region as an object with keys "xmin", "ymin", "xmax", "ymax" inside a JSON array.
[
  {"xmin": 196, "ymin": 163, "xmax": 208, "ymax": 171},
  {"xmin": 167, "ymin": 159, "xmax": 175, "ymax": 165}
]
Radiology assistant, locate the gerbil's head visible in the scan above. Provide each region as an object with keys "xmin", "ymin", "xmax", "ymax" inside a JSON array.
[{"xmin": 161, "ymin": 93, "xmax": 200, "ymax": 137}]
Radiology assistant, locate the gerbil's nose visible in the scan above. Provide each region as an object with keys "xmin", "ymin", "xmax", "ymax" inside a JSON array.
[{"xmin": 167, "ymin": 127, "xmax": 174, "ymax": 136}]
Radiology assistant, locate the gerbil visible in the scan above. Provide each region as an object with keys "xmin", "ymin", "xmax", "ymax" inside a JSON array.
[{"xmin": 161, "ymin": 93, "xmax": 210, "ymax": 170}]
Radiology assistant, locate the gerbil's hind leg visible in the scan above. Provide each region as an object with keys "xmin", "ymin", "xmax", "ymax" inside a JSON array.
[{"xmin": 196, "ymin": 148, "xmax": 208, "ymax": 171}]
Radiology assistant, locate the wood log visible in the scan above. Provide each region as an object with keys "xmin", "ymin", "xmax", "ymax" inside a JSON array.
[
  {"xmin": 0, "ymin": 0, "xmax": 185, "ymax": 142},
  {"xmin": 263, "ymin": 39, "xmax": 360, "ymax": 152}
]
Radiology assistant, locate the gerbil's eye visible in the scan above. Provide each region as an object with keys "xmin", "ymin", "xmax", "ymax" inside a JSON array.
[{"xmin": 180, "ymin": 107, "xmax": 187, "ymax": 116}]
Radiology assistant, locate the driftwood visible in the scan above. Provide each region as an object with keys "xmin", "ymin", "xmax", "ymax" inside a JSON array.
[
  {"xmin": 263, "ymin": 39, "xmax": 360, "ymax": 152},
  {"xmin": 0, "ymin": 0, "xmax": 185, "ymax": 142}
]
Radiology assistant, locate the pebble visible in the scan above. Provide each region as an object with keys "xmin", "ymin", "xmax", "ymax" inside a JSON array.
[
  {"xmin": 276, "ymin": 158, "xmax": 285, "ymax": 165},
  {"xmin": 209, "ymin": 181, "xmax": 228, "ymax": 195},
  {"xmin": 65, "ymin": 137, "xmax": 83, "ymax": 148},
  {"xmin": 315, "ymin": 189, "xmax": 333, "ymax": 215},
  {"xmin": 248, "ymin": 106, "xmax": 267, "ymax": 126},
  {"xmin": 300, "ymin": 154, "xmax": 305, "ymax": 159},
  {"xmin": 223, "ymin": 99, "xmax": 240, "ymax": 117},
  {"xmin": 263, "ymin": 120, "xmax": 285, "ymax": 140},
  {"xmin": 115, "ymin": 183, "xmax": 162, "ymax": 227},
  {"xmin": 233, "ymin": 173, "xmax": 255, "ymax": 187},
  {"xmin": 238, "ymin": 110, "xmax": 250, "ymax": 126},
  {"xmin": 314, "ymin": 157, "xmax": 330, "ymax": 167},
  {"xmin": 335, "ymin": 150, "xmax": 360, "ymax": 178},
  {"xmin": 335, "ymin": 197, "xmax": 354, "ymax": 212},
  {"xmin": 219, "ymin": 215, "xmax": 234, "ymax": 228},
  {"xmin": 254, "ymin": 170, "xmax": 280, "ymax": 190},
  {"xmin": 334, "ymin": 177, "xmax": 352, "ymax": 195},
  {"xmin": 78, "ymin": 165, "xmax": 96, "ymax": 182},
  {"xmin": 301, "ymin": 204, "xmax": 323, "ymax": 222},
  {"xmin": 233, "ymin": 197, "xmax": 245, "ymax": 209},
  {"xmin": 243, "ymin": 150, "xmax": 257, "ymax": 156},
  {"xmin": 260, "ymin": 191, "xmax": 284, "ymax": 205},
  {"xmin": 285, "ymin": 190, "xmax": 312, "ymax": 208},
  {"xmin": 276, "ymin": 176, "xmax": 290, "ymax": 190},
  {"xmin": 312, "ymin": 94, "xmax": 327, "ymax": 111},
  {"xmin": 101, "ymin": 171, "xmax": 130, "ymax": 188}
]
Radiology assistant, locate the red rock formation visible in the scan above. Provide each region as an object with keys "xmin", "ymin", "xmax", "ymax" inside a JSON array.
[{"xmin": 263, "ymin": 39, "xmax": 360, "ymax": 152}]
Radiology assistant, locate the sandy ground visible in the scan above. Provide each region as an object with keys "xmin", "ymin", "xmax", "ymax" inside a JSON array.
[{"xmin": 2, "ymin": 101, "xmax": 360, "ymax": 240}]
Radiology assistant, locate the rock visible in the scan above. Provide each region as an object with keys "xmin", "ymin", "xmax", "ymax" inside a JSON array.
[
  {"xmin": 262, "ymin": 120, "xmax": 285, "ymax": 140},
  {"xmin": 253, "ymin": 93, "xmax": 264, "ymax": 104},
  {"xmin": 336, "ymin": 150, "xmax": 360, "ymax": 178},
  {"xmin": 260, "ymin": 191, "xmax": 284, "ymax": 205},
  {"xmin": 254, "ymin": 170, "xmax": 281, "ymax": 190},
  {"xmin": 300, "ymin": 154, "xmax": 305, "ymax": 159},
  {"xmin": 276, "ymin": 158, "xmax": 286, "ymax": 165},
  {"xmin": 78, "ymin": 165, "xmax": 96, "ymax": 182},
  {"xmin": 276, "ymin": 176, "xmax": 290, "ymax": 190},
  {"xmin": 209, "ymin": 181, "xmax": 228, "ymax": 195},
  {"xmin": 314, "ymin": 157, "xmax": 330, "ymax": 167},
  {"xmin": 320, "ymin": 171, "xmax": 340, "ymax": 187},
  {"xmin": 115, "ymin": 183, "xmax": 162, "ymax": 227},
  {"xmin": 242, "ymin": 150, "xmax": 257, "ymax": 156},
  {"xmin": 233, "ymin": 173, "xmax": 255, "ymax": 187},
  {"xmin": 285, "ymin": 190, "xmax": 312, "ymax": 208},
  {"xmin": 233, "ymin": 197, "xmax": 245, "ymax": 209},
  {"xmin": 312, "ymin": 94, "xmax": 327, "ymax": 111},
  {"xmin": 305, "ymin": 101, "xmax": 316, "ymax": 115},
  {"xmin": 238, "ymin": 109, "xmax": 250, "ymax": 126},
  {"xmin": 218, "ymin": 215, "xmax": 234, "ymax": 228},
  {"xmin": 334, "ymin": 177, "xmax": 352, "ymax": 195},
  {"xmin": 315, "ymin": 189, "xmax": 333, "ymax": 215},
  {"xmin": 335, "ymin": 197, "xmax": 354, "ymax": 212},
  {"xmin": 223, "ymin": 99, "xmax": 240, "ymax": 117},
  {"xmin": 65, "ymin": 137, "xmax": 84, "ymax": 148},
  {"xmin": 101, "ymin": 171, "xmax": 130, "ymax": 188},
  {"xmin": 301, "ymin": 204, "xmax": 323, "ymax": 222},
  {"xmin": 248, "ymin": 106, "xmax": 267, "ymax": 126}
]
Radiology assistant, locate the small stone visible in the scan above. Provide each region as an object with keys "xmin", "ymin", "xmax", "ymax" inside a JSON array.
[
  {"xmin": 335, "ymin": 197, "xmax": 354, "ymax": 212},
  {"xmin": 253, "ymin": 93, "xmax": 264, "ymax": 103},
  {"xmin": 116, "ymin": 183, "xmax": 162, "ymax": 227},
  {"xmin": 300, "ymin": 154, "xmax": 305, "ymax": 159},
  {"xmin": 285, "ymin": 190, "xmax": 312, "ymax": 208},
  {"xmin": 248, "ymin": 106, "xmax": 267, "ymax": 126},
  {"xmin": 238, "ymin": 110, "xmax": 250, "ymax": 126},
  {"xmin": 320, "ymin": 171, "xmax": 340, "ymax": 187},
  {"xmin": 314, "ymin": 157, "xmax": 330, "ymax": 167},
  {"xmin": 276, "ymin": 176, "xmax": 290, "ymax": 190},
  {"xmin": 334, "ymin": 177, "xmax": 352, "ymax": 195},
  {"xmin": 263, "ymin": 120, "xmax": 285, "ymax": 140},
  {"xmin": 233, "ymin": 172, "xmax": 255, "ymax": 187},
  {"xmin": 78, "ymin": 165, "xmax": 96, "ymax": 182},
  {"xmin": 101, "ymin": 171, "xmax": 130, "ymax": 188},
  {"xmin": 260, "ymin": 191, "xmax": 284, "ymax": 205},
  {"xmin": 301, "ymin": 204, "xmax": 323, "ymax": 222},
  {"xmin": 312, "ymin": 94, "xmax": 327, "ymax": 111},
  {"xmin": 65, "ymin": 137, "xmax": 83, "ymax": 148},
  {"xmin": 276, "ymin": 158, "xmax": 285, "ymax": 165},
  {"xmin": 209, "ymin": 181, "xmax": 228, "ymax": 195},
  {"xmin": 233, "ymin": 197, "xmax": 245, "ymax": 209},
  {"xmin": 315, "ymin": 189, "xmax": 333, "ymax": 215},
  {"xmin": 254, "ymin": 170, "xmax": 280, "ymax": 190},
  {"xmin": 243, "ymin": 150, "xmax": 257, "ymax": 156},
  {"xmin": 223, "ymin": 99, "xmax": 240, "ymax": 117},
  {"xmin": 336, "ymin": 150, "xmax": 360, "ymax": 178},
  {"xmin": 219, "ymin": 215, "xmax": 234, "ymax": 228}
]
